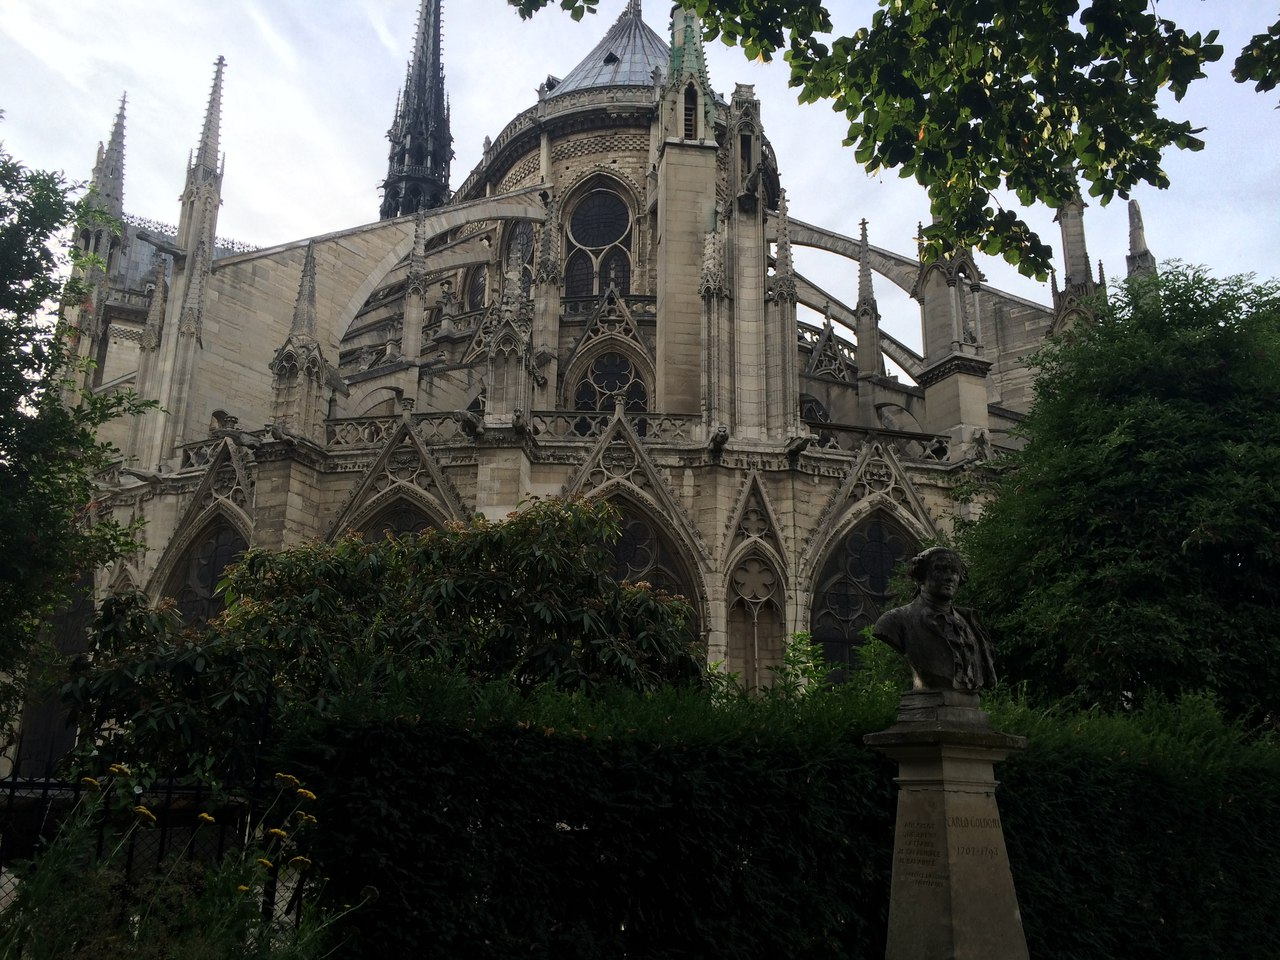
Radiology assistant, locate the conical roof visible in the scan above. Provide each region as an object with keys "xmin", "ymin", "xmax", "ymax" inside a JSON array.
[{"xmin": 548, "ymin": 1, "xmax": 668, "ymax": 98}]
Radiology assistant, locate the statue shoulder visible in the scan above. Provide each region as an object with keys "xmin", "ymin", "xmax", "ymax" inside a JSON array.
[{"xmin": 872, "ymin": 602, "xmax": 915, "ymax": 648}]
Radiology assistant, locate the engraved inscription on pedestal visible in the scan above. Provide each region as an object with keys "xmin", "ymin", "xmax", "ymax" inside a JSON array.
[
  {"xmin": 950, "ymin": 814, "xmax": 1002, "ymax": 862},
  {"xmin": 896, "ymin": 819, "xmax": 943, "ymax": 889}
]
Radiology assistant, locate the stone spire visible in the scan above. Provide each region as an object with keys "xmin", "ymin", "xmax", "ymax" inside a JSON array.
[
  {"xmin": 91, "ymin": 93, "xmax": 127, "ymax": 219},
  {"xmin": 1054, "ymin": 189, "xmax": 1092, "ymax": 291},
  {"xmin": 411, "ymin": 207, "xmax": 429, "ymax": 266},
  {"xmin": 1125, "ymin": 200, "xmax": 1158, "ymax": 279},
  {"xmin": 1050, "ymin": 188, "xmax": 1105, "ymax": 330},
  {"xmin": 380, "ymin": 0, "xmax": 452, "ymax": 219},
  {"xmin": 406, "ymin": 208, "xmax": 431, "ymax": 297},
  {"xmin": 289, "ymin": 241, "xmax": 319, "ymax": 341},
  {"xmin": 535, "ymin": 196, "xmax": 561, "ymax": 286},
  {"xmin": 772, "ymin": 190, "xmax": 796, "ymax": 303},
  {"xmin": 140, "ymin": 254, "xmax": 168, "ymax": 351},
  {"xmin": 667, "ymin": 5, "xmax": 715, "ymax": 138},
  {"xmin": 177, "ymin": 57, "xmax": 226, "ymax": 254},
  {"xmin": 191, "ymin": 57, "xmax": 225, "ymax": 184},
  {"xmin": 670, "ymin": 6, "xmax": 710, "ymax": 86},
  {"xmin": 857, "ymin": 220, "xmax": 875, "ymax": 308},
  {"xmin": 855, "ymin": 219, "xmax": 885, "ymax": 378},
  {"xmin": 271, "ymin": 242, "xmax": 336, "ymax": 442}
]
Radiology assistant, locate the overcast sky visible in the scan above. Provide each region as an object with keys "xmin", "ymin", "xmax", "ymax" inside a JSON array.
[{"xmin": 2, "ymin": 0, "xmax": 1277, "ymax": 349}]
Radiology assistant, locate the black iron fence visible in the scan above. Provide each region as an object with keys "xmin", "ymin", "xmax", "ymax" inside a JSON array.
[{"xmin": 0, "ymin": 765, "xmax": 306, "ymax": 928}]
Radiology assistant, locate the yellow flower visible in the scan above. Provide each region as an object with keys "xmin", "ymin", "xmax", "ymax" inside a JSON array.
[
  {"xmin": 198, "ymin": 812, "xmax": 216, "ymax": 824},
  {"xmin": 80, "ymin": 776, "xmax": 101, "ymax": 791},
  {"xmin": 134, "ymin": 805, "xmax": 156, "ymax": 823},
  {"xmin": 109, "ymin": 763, "xmax": 131, "ymax": 777},
  {"xmin": 257, "ymin": 857, "xmax": 274, "ymax": 869},
  {"xmin": 288, "ymin": 856, "xmax": 313, "ymax": 870},
  {"xmin": 274, "ymin": 772, "xmax": 301, "ymax": 789},
  {"xmin": 237, "ymin": 884, "xmax": 251, "ymax": 893},
  {"xmin": 296, "ymin": 811, "xmax": 318, "ymax": 825},
  {"xmin": 267, "ymin": 828, "xmax": 289, "ymax": 840},
  {"xmin": 296, "ymin": 788, "xmax": 317, "ymax": 802}
]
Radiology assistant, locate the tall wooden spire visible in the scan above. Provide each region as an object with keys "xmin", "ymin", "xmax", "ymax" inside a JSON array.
[{"xmin": 380, "ymin": 0, "xmax": 452, "ymax": 219}]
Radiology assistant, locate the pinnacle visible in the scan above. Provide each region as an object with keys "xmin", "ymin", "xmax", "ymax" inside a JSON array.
[
  {"xmin": 290, "ymin": 241, "xmax": 319, "ymax": 339},
  {"xmin": 192, "ymin": 56, "xmax": 226, "ymax": 177},
  {"xmin": 857, "ymin": 218, "xmax": 875, "ymax": 307}
]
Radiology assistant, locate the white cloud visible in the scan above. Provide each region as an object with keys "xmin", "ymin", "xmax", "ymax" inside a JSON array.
[{"xmin": 0, "ymin": 0, "xmax": 1274, "ymax": 306}]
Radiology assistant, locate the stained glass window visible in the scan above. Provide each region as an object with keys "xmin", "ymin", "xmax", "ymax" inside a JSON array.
[
  {"xmin": 728, "ymin": 555, "xmax": 785, "ymax": 690},
  {"xmin": 362, "ymin": 503, "xmax": 435, "ymax": 541},
  {"xmin": 466, "ymin": 266, "xmax": 487, "ymax": 311},
  {"xmin": 575, "ymin": 352, "xmax": 648, "ymax": 416},
  {"xmin": 565, "ymin": 250, "xmax": 593, "ymax": 298},
  {"xmin": 609, "ymin": 507, "xmax": 691, "ymax": 604},
  {"xmin": 569, "ymin": 192, "xmax": 629, "ymax": 248},
  {"xmin": 169, "ymin": 521, "xmax": 248, "ymax": 626},
  {"xmin": 564, "ymin": 187, "xmax": 632, "ymax": 297},
  {"xmin": 809, "ymin": 517, "xmax": 914, "ymax": 680},
  {"xmin": 599, "ymin": 248, "xmax": 631, "ymax": 294}
]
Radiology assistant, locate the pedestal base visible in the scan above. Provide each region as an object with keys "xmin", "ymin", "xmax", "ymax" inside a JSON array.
[{"xmin": 864, "ymin": 691, "xmax": 1030, "ymax": 960}]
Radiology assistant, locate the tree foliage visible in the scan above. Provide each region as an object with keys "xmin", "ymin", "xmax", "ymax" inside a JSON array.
[
  {"xmin": 0, "ymin": 137, "xmax": 149, "ymax": 730},
  {"xmin": 507, "ymin": 0, "xmax": 1279, "ymax": 277},
  {"xmin": 958, "ymin": 265, "xmax": 1280, "ymax": 722},
  {"xmin": 65, "ymin": 497, "xmax": 704, "ymax": 778}
]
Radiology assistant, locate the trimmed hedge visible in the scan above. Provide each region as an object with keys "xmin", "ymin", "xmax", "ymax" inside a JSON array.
[{"xmin": 282, "ymin": 688, "xmax": 1280, "ymax": 960}]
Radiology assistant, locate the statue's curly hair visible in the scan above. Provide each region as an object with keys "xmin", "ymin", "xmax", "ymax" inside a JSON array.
[{"xmin": 907, "ymin": 546, "xmax": 968, "ymax": 585}]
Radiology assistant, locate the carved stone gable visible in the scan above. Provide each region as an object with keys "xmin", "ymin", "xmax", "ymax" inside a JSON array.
[
  {"xmin": 568, "ymin": 288, "xmax": 649, "ymax": 367},
  {"xmin": 561, "ymin": 413, "xmax": 710, "ymax": 566},
  {"xmin": 805, "ymin": 322, "xmax": 856, "ymax": 383},
  {"xmin": 328, "ymin": 420, "xmax": 467, "ymax": 537},
  {"xmin": 726, "ymin": 472, "xmax": 786, "ymax": 560}
]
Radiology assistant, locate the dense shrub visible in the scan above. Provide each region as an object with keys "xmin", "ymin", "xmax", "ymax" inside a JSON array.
[
  {"xmin": 959, "ymin": 267, "xmax": 1280, "ymax": 722},
  {"xmin": 281, "ymin": 686, "xmax": 1280, "ymax": 960}
]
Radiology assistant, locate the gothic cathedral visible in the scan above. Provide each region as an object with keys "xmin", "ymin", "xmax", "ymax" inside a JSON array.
[{"xmin": 66, "ymin": 0, "xmax": 1156, "ymax": 689}]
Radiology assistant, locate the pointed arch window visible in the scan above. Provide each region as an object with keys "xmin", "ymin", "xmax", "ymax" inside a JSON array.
[
  {"xmin": 565, "ymin": 251, "xmax": 593, "ymax": 298},
  {"xmin": 564, "ymin": 187, "xmax": 632, "ymax": 298},
  {"xmin": 599, "ymin": 248, "xmax": 631, "ymax": 294},
  {"xmin": 799, "ymin": 394, "xmax": 831, "ymax": 424},
  {"xmin": 809, "ymin": 516, "xmax": 915, "ymax": 680},
  {"xmin": 684, "ymin": 85, "xmax": 698, "ymax": 139},
  {"xmin": 466, "ymin": 266, "xmax": 487, "ymax": 312},
  {"xmin": 361, "ymin": 501, "xmax": 436, "ymax": 541},
  {"xmin": 728, "ymin": 555, "xmax": 785, "ymax": 690},
  {"xmin": 608, "ymin": 505, "xmax": 694, "ymax": 607},
  {"xmin": 166, "ymin": 520, "xmax": 248, "ymax": 626}
]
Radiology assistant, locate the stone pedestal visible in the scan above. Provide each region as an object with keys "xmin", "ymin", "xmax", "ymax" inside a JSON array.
[{"xmin": 864, "ymin": 690, "xmax": 1029, "ymax": 960}]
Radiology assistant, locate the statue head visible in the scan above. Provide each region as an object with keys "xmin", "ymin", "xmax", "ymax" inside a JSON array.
[{"xmin": 908, "ymin": 546, "xmax": 967, "ymax": 604}]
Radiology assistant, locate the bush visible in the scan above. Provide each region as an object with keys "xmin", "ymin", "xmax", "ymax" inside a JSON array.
[{"xmin": 279, "ymin": 686, "xmax": 1280, "ymax": 960}]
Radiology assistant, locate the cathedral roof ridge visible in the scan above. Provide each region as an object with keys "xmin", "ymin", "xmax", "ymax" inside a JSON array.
[{"xmin": 546, "ymin": 0, "xmax": 668, "ymax": 98}]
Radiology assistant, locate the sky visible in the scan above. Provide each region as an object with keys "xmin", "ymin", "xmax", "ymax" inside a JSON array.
[{"xmin": 2, "ymin": 0, "xmax": 1277, "ymax": 350}]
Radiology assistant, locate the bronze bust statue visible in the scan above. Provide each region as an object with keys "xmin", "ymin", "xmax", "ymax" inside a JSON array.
[{"xmin": 872, "ymin": 547, "xmax": 997, "ymax": 692}]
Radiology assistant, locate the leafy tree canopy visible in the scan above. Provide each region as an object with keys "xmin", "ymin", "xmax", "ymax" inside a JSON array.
[
  {"xmin": 957, "ymin": 265, "xmax": 1280, "ymax": 723},
  {"xmin": 508, "ymin": 0, "xmax": 1279, "ymax": 278},
  {"xmin": 65, "ymin": 497, "xmax": 704, "ymax": 779},
  {"xmin": 0, "ymin": 135, "xmax": 149, "ymax": 730}
]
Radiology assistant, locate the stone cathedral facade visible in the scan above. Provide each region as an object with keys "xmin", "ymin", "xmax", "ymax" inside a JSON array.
[{"xmin": 66, "ymin": 0, "xmax": 1154, "ymax": 691}]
